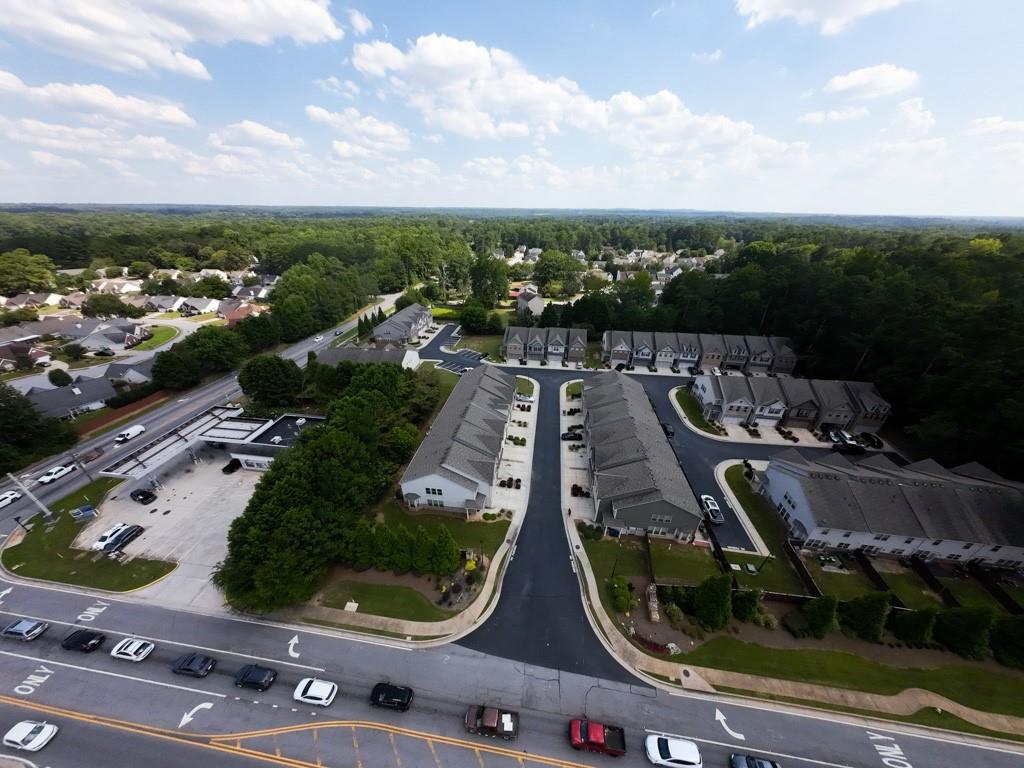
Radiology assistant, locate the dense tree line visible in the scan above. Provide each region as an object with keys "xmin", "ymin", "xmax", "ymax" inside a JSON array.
[
  {"xmin": 0, "ymin": 384, "xmax": 76, "ymax": 474},
  {"xmin": 214, "ymin": 362, "xmax": 445, "ymax": 611}
]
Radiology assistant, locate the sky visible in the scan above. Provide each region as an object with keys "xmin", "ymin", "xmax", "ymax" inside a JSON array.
[{"xmin": 1, "ymin": 0, "xmax": 1022, "ymax": 216}]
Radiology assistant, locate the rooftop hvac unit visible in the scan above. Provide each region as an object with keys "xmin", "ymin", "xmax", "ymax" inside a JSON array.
[{"xmin": 270, "ymin": 435, "xmax": 283, "ymax": 444}]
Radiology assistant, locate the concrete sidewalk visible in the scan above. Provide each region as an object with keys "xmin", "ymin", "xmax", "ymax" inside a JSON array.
[{"xmin": 713, "ymin": 460, "xmax": 770, "ymax": 557}]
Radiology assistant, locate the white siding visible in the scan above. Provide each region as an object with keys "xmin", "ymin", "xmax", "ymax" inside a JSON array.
[{"xmin": 401, "ymin": 472, "xmax": 485, "ymax": 510}]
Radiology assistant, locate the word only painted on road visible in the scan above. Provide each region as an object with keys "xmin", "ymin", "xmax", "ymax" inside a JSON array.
[
  {"xmin": 867, "ymin": 732, "xmax": 913, "ymax": 768},
  {"xmin": 14, "ymin": 664, "xmax": 54, "ymax": 696},
  {"xmin": 77, "ymin": 599, "xmax": 110, "ymax": 622}
]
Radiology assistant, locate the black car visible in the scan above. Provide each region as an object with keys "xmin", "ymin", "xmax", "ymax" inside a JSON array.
[
  {"xmin": 104, "ymin": 524, "xmax": 143, "ymax": 553},
  {"xmin": 172, "ymin": 652, "xmax": 217, "ymax": 678},
  {"xmin": 560, "ymin": 432, "xmax": 583, "ymax": 441},
  {"xmin": 661, "ymin": 422, "xmax": 675, "ymax": 437},
  {"xmin": 235, "ymin": 664, "xmax": 277, "ymax": 691},
  {"xmin": 130, "ymin": 488, "xmax": 157, "ymax": 505},
  {"xmin": 370, "ymin": 682, "xmax": 414, "ymax": 711},
  {"xmin": 730, "ymin": 755, "xmax": 781, "ymax": 768},
  {"xmin": 688, "ymin": 366, "xmax": 702, "ymax": 376},
  {"xmin": 859, "ymin": 432, "xmax": 884, "ymax": 449},
  {"xmin": 832, "ymin": 442, "xmax": 866, "ymax": 455},
  {"xmin": 334, "ymin": 328, "xmax": 344, "ymax": 336},
  {"xmin": 94, "ymin": 348, "xmax": 116, "ymax": 357},
  {"xmin": 61, "ymin": 629, "xmax": 106, "ymax": 652},
  {"xmin": 222, "ymin": 458, "xmax": 242, "ymax": 474}
]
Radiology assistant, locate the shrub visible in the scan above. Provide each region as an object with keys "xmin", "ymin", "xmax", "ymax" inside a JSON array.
[
  {"xmin": 934, "ymin": 606, "xmax": 996, "ymax": 659},
  {"xmin": 889, "ymin": 608, "xmax": 937, "ymax": 646},
  {"xmin": 755, "ymin": 612, "xmax": 778, "ymax": 630},
  {"xmin": 47, "ymin": 368, "xmax": 72, "ymax": 387},
  {"xmin": 693, "ymin": 575, "xmax": 732, "ymax": 630},
  {"xmin": 839, "ymin": 591, "xmax": 892, "ymax": 643},
  {"xmin": 607, "ymin": 576, "xmax": 631, "ymax": 613},
  {"xmin": 482, "ymin": 512, "xmax": 496, "ymax": 521},
  {"xmin": 671, "ymin": 585, "xmax": 696, "ymax": 614},
  {"xmin": 782, "ymin": 609, "xmax": 812, "ymax": 638},
  {"xmin": 802, "ymin": 595, "xmax": 838, "ymax": 639},
  {"xmin": 105, "ymin": 381, "xmax": 161, "ymax": 409},
  {"xmin": 732, "ymin": 589, "xmax": 762, "ymax": 622},
  {"xmin": 990, "ymin": 616, "xmax": 1024, "ymax": 668}
]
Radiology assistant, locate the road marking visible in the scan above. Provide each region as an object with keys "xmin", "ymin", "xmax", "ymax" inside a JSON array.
[
  {"xmin": 714, "ymin": 707, "xmax": 745, "ymax": 740},
  {"xmin": 645, "ymin": 728, "xmax": 856, "ymax": 768},
  {"xmin": 288, "ymin": 634, "xmax": 301, "ymax": 658},
  {"xmin": 351, "ymin": 725, "xmax": 364, "ymax": 768},
  {"xmin": 0, "ymin": 609, "xmax": 325, "ymax": 672},
  {"xmin": 427, "ymin": 739, "xmax": 444, "ymax": 768},
  {"xmin": 0, "ymin": 650, "xmax": 226, "ymax": 699},
  {"xmin": 12, "ymin": 662, "xmax": 54, "ymax": 696},
  {"xmin": 0, "ymin": 586, "xmax": 12, "ymax": 603},
  {"xmin": 474, "ymin": 747, "xmax": 486, "ymax": 768},
  {"xmin": 868, "ymin": 731, "xmax": 915, "ymax": 768},
  {"xmin": 389, "ymin": 732, "xmax": 405, "ymax": 768},
  {"xmin": 179, "ymin": 702, "xmax": 215, "ymax": 729}
]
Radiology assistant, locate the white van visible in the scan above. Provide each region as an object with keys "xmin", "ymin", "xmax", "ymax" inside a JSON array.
[{"xmin": 114, "ymin": 425, "xmax": 146, "ymax": 444}]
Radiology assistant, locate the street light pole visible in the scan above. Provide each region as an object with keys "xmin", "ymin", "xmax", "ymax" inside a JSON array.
[{"xmin": 6, "ymin": 472, "xmax": 53, "ymax": 522}]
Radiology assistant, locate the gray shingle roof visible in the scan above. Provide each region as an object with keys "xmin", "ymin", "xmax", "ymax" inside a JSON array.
[
  {"xmin": 26, "ymin": 376, "xmax": 117, "ymax": 419},
  {"xmin": 317, "ymin": 346, "xmax": 406, "ymax": 366},
  {"xmin": 373, "ymin": 303, "xmax": 430, "ymax": 340},
  {"xmin": 777, "ymin": 376, "xmax": 818, "ymax": 407},
  {"xmin": 746, "ymin": 376, "xmax": 785, "ymax": 406},
  {"xmin": 697, "ymin": 333, "xmax": 724, "ymax": 354}
]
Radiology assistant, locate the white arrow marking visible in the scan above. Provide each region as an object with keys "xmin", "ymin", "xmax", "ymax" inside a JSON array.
[
  {"xmin": 178, "ymin": 702, "xmax": 214, "ymax": 729},
  {"xmin": 287, "ymin": 635, "xmax": 300, "ymax": 659},
  {"xmin": 0, "ymin": 586, "xmax": 13, "ymax": 602},
  {"xmin": 715, "ymin": 709, "xmax": 745, "ymax": 741}
]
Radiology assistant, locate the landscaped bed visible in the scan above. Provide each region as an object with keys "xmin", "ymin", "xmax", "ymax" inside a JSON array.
[
  {"xmin": 321, "ymin": 579, "xmax": 455, "ymax": 622},
  {"xmin": 1, "ymin": 478, "xmax": 176, "ymax": 591},
  {"xmin": 376, "ymin": 499, "xmax": 509, "ymax": 558},
  {"xmin": 131, "ymin": 325, "xmax": 179, "ymax": 351}
]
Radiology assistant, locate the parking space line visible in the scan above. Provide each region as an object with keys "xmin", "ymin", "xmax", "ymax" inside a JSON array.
[
  {"xmin": 351, "ymin": 725, "xmax": 364, "ymax": 768},
  {"xmin": 427, "ymin": 739, "xmax": 444, "ymax": 768},
  {"xmin": 474, "ymin": 747, "xmax": 486, "ymax": 768},
  {"xmin": 389, "ymin": 731, "xmax": 405, "ymax": 768},
  {"xmin": 644, "ymin": 728, "xmax": 855, "ymax": 768}
]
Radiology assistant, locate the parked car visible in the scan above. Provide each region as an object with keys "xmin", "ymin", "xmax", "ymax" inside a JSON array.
[
  {"xmin": 235, "ymin": 664, "xmax": 277, "ymax": 692},
  {"xmin": 730, "ymin": 754, "xmax": 781, "ymax": 768},
  {"xmin": 661, "ymin": 422, "xmax": 675, "ymax": 437},
  {"xmin": 1, "ymin": 619, "xmax": 48, "ymax": 642},
  {"xmin": 313, "ymin": 335, "xmax": 324, "ymax": 342},
  {"xmin": 293, "ymin": 677, "xmax": 337, "ymax": 707},
  {"xmin": 172, "ymin": 652, "xmax": 216, "ymax": 678},
  {"xmin": 568, "ymin": 718, "xmax": 627, "ymax": 756},
  {"xmin": 711, "ymin": 367, "xmax": 722, "ymax": 377},
  {"xmin": 37, "ymin": 464, "xmax": 76, "ymax": 484},
  {"xmin": 859, "ymin": 432, "xmax": 884, "ymax": 449},
  {"xmin": 130, "ymin": 488, "xmax": 157, "ymax": 505},
  {"xmin": 0, "ymin": 490, "xmax": 22, "ymax": 509},
  {"xmin": 700, "ymin": 495, "xmax": 725, "ymax": 525},
  {"xmin": 114, "ymin": 424, "xmax": 146, "ymax": 443},
  {"xmin": 688, "ymin": 366, "xmax": 701, "ymax": 376},
  {"xmin": 93, "ymin": 349, "xmax": 116, "ymax": 357},
  {"xmin": 561, "ymin": 432, "xmax": 583, "ymax": 441},
  {"xmin": 370, "ymin": 682, "xmax": 414, "ymax": 711},
  {"xmin": 34, "ymin": 360, "xmax": 51, "ymax": 368},
  {"xmin": 110, "ymin": 637, "xmax": 155, "ymax": 662},
  {"xmin": 464, "ymin": 704, "xmax": 519, "ymax": 740},
  {"xmin": 61, "ymin": 629, "xmax": 106, "ymax": 653},
  {"xmin": 645, "ymin": 735, "xmax": 702, "ymax": 767},
  {"xmin": 222, "ymin": 458, "xmax": 242, "ymax": 474},
  {"xmin": 3, "ymin": 721, "xmax": 58, "ymax": 751},
  {"xmin": 575, "ymin": 361, "xmax": 583, "ymax": 369},
  {"xmin": 104, "ymin": 524, "xmax": 143, "ymax": 553},
  {"xmin": 91, "ymin": 522, "xmax": 129, "ymax": 551},
  {"xmin": 514, "ymin": 394, "xmax": 535, "ymax": 403},
  {"xmin": 832, "ymin": 442, "xmax": 866, "ymax": 455}
]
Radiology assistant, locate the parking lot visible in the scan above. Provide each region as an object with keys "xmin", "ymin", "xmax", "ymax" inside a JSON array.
[{"xmin": 75, "ymin": 447, "xmax": 259, "ymax": 611}]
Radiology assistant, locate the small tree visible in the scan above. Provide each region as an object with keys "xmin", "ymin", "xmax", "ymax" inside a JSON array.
[
  {"xmin": 839, "ymin": 591, "xmax": 892, "ymax": 643},
  {"xmin": 458, "ymin": 302, "xmax": 490, "ymax": 334},
  {"xmin": 990, "ymin": 616, "xmax": 1024, "ymax": 669},
  {"xmin": 934, "ymin": 606, "xmax": 996, "ymax": 659},
  {"xmin": 802, "ymin": 595, "xmax": 838, "ymax": 639},
  {"xmin": 238, "ymin": 355, "xmax": 304, "ymax": 406},
  {"xmin": 608, "ymin": 576, "xmax": 631, "ymax": 613},
  {"xmin": 693, "ymin": 574, "xmax": 732, "ymax": 630},
  {"xmin": 62, "ymin": 343, "xmax": 86, "ymax": 360},
  {"xmin": 889, "ymin": 608, "xmax": 937, "ymax": 646},
  {"xmin": 732, "ymin": 589, "xmax": 762, "ymax": 623},
  {"xmin": 47, "ymin": 368, "xmax": 73, "ymax": 387},
  {"xmin": 411, "ymin": 524, "xmax": 433, "ymax": 574},
  {"xmin": 429, "ymin": 526, "xmax": 460, "ymax": 577},
  {"xmin": 389, "ymin": 525, "xmax": 415, "ymax": 574}
]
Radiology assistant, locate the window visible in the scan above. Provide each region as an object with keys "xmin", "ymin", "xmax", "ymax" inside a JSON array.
[
  {"xmin": 651, "ymin": 514, "xmax": 673, "ymax": 524},
  {"xmin": 426, "ymin": 499, "xmax": 444, "ymax": 508},
  {"xmin": 819, "ymin": 529, "xmax": 830, "ymax": 536},
  {"xmin": 873, "ymin": 534, "xmax": 890, "ymax": 542},
  {"xmin": 962, "ymin": 543, "xmax": 972, "ymax": 550},
  {"xmin": 991, "ymin": 545, "xmax": 1002, "ymax": 552},
  {"xmin": 904, "ymin": 538, "xmax": 914, "ymax": 544},
  {"xmin": 932, "ymin": 540, "xmax": 943, "ymax": 546},
  {"xmin": 842, "ymin": 532, "xmax": 852, "ymax": 538},
  {"xmin": 836, "ymin": 543, "xmax": 851, "ymax": 550},
  {"xmin": 947, "ymin": 554, "xmax": 961, "ymax": 561}
]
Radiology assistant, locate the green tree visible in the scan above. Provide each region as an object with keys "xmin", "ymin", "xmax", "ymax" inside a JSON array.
[
  {"xmin": 233, "ymin": 312, "xmax": 280, "ymax": 352},
  {"xmin": 152, "ymin": 346, "xmax": 204, "ymax": 389},
  {"xmin": 183, "ymin": 326, "xmax": 247, "ymax": 371},
  {"xmin": 991, "ymin": 616, "xmax": 1024, "ymax": 669},
  {"xmin": 81, "ymin": 293, "xmax": 146, "ymax": 318},
  {"xmin": 839, "ymin": 591, "xmax": 892, "ymax": 643},
  {"xmin": 127, "ymin": 260, "xmax": 157, "ymax": 278},
  {"xmin": 469, "ymin": 253, "xmax": 509, "ymax": 308},
  {"xmin": 238, "ymin": 355, "xmax": 304, "ymax": 406},
  {"xmin": 693, "ymin": 574, "xmax": 732, "ymax": 630},
  {"xmin": 533, "ymin": 250, "xmax": 583, "ymax": 296},
  {"xmin": 181, "ymin": 276, "xmax": 232, "ymax": 299},
  {"xmin": 47, "ymin": 368, "xmax": 72, "ymax": 387},
  {"xmin": 732, "ymin": 590, "xmax": 762, "ymax": 622},
  {"xmin": 889, "ymin": 608, "xmax": 937, "ymax": 646},
  {"xmin": 935, "ymin": 607, "xmax": 996, "ymax": 659},
  {"xmin": 276, "ymin": 294, "xmax": 316, "ymax": 342},
  {"xmin": 61, "ymin": 343, "xmax": 86, "ymax": 360},
  {"xmin": 802, "ymin": 595, "xmax": 838, "ymax": 639},
  {"xmin": 0, "ymin": 249, "xmax": 56, "ymax": 294},
  {"xmin": 459, "ymin": 302, "xmax": 491, "ymax": 334},
  {"xmin": 411, "ymin": 524, "xmax": 433, "ymax": 574},
  {"xmin": 429, "ymin": 526, "xmax": 460, "ymax": 577},
  {"xmin": 0, "ymin": 383, "xmax": 76, "ymax": 474},
  {"xmin": 382, "ymin": 422, "xmax": 419, "ymax": 463}
]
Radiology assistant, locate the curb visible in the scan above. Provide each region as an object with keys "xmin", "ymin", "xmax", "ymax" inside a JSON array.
[{"xmin": 713, "ymin": 460, "xmax": 771, "ymax": 557}]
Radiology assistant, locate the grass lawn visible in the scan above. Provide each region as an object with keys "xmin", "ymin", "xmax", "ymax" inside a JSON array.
[
  {"xmin": 583, "ymin": 538, "xmax": 649, "ymax": 581},
  {"xmin": 81, "ymin": 397, "xmax": 170, "ymax": 439},
  {"xmin": 186, "ymin": 311, "xmax": 219, "ymax": 322},
  {"xmin": 674, "ymin": 389, "xmax": 717, "ymax": 434},
  {"xmin": 939, "ymin": 577, "xmax": 1005, "ymax": 612},
  {"xmin": 724, "ymin": 465, "xmax": 807, "ymax": 595},
  {"xmin": 650, "ymin": 542, "xmax": 721, "ymax": 585},
  {"xmin": 1, "ymin": 478, "xmax": 175, "ymax": 591},
  {"xmin": 321, "ymin": 579, "xmax": 454, "ymax": 622},
  {"xmin": 883, "ymin": 571, "xmax": 944, "ymax": 610},
  {"xmin": 131, "ymin": 325, "xmax": 178, "ymax": 351},
  {"xmin": 516, "ymin": 376, "xmax": 534, "ymax": 396},
  {"xmin": 376, "ymin": 499, "xmax": 509, "ymax": 558},
  {"xmin": 684, "ymin": 636, "xmax": 1024, "ymax": 719},
  {"xmin": 152, "ymin": 311, "xmax": 182, "ymax": 319},
  {"xmin": 0, "ymin": 368, "xmax": 40, "ymax": 382},
  {"xmin": 431, "ymin": 306, "xmax": 460, "ymax": 321},
  {"xmin": 585, "ymin": 341, "xmax": 603, "ymax": 370},
  {"xmin": 566, "ymin": 381, "xmax": 583, "ymax": 398},
  {"xmin": 804, "ymin": 557, "xmax": 880, "ymax": 600},
  {"xmin": 456, "ymin": 334, "xmax": 502, "ymax": 360},
  {"xmin": 71, "ymin": 407, "xmax": 112, "ymax": 429},
  {"xmin": 418, "ymin": 362, "xmax": 459, "ymax": 402}
]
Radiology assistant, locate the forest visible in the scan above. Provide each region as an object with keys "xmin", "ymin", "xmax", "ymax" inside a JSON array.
[{"xmin": 1, "ymin": 207, "xmax": 1022, "ymax": 479}]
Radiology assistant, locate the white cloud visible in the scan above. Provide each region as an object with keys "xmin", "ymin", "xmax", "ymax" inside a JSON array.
[
  {"xmin": 216, "ymin": 120, "xmax": 304, "ymax": 149},
  {"xmin": 798, "ymin": 106, "xmax": 869, "ymax": 124},
  {"xmin": 423, "ymin": 134, "xmax": 444, "ymax": 144},
  {"xmin": 894, "ymin": 97, "xmax": 934, "ymax": 135},
  {"xmin": 306, "ymin": 105, "xmax": 410, "ymax": 153},
  {"xmin": 99, "ymin": 158, "xmax": 140, "ymax": 178},
  {"xmin": 30, "ymin": 150, "xmax": 84, "ymax": 169},
  {"xmin": 823, "ymin": 64, "xmax": 918, "ymax": 99},
  {"xmin": 691, "ymin": 49, "xmax": 723, "ymax": 63},
  {"xmin": 347, "ymin": 8, "xmax": 373, "ymax": 36},
  {"xmin": 315, "ymin": 76, "xmax": 360, "ymax": 99},
  {"xmin": 2, "ymin": 0, "xmax": 344, "ymax": 79},
  {"xmin": 736, "ymin": 0, "xmax": 910, "ymax": 35},
  {"xmin": 463, "ymin": 156, "xmax": 509, "ymax": 178},
  {"xmin": 0, "ymin": 69, "xmax": 194, "ymax": 126},
  {"xmin": 331, "ymin": 140, "xmax": 373, "ymax": 160},
  {"xmin": 652, "ymin": 1, "xmax": 677, "ymax": 18},
  {"xmin": 964, "ymin": 116, "xmax": 1024, "ymax": 136},
  {"xmin": 1, "ymin": 117, "xmax": 187, "ymax": 161}
]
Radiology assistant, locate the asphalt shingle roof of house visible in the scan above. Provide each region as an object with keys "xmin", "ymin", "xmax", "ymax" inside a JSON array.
[
  {"xmin": 104, "ymin": 357, "xmax": 156, "ymax": 380},
  {"xmin": 697, "ymin": 333, "xmax": 724, "ymax": 354},
  {"xmin": 844, "ymin": 380, "xmax": 890, "ymax": 412},
  {"xmin": 809, "ymin": 379, "xmax": 853, "ymax": 410},
  {"xmin": 317, "ymin": 346, "xmax": 406, "ymax": 366},
  {"xmin": 373, "ymin": 303, "xmax": 429, "ymax": 339},
  {"xmin": 746, "ymin": 376, "xmax": 785, "ymax": 406},
  {"xmin": 583, "ymin": 372, "xmax": 701, "ymax": 526},
  {"xmin": 776, "ymin": 376, "xmax": 818, "ymax": 407},
  {"xmin": 25, "ymin": 376, "xmax": 117, "ymax": 419},
  {"xmin": 503, "ymin": 326, "xmax": 530, "ymax": 346},
  {"xmin": 401, "ymin": 365, "xmax": 514, "ymax": 493},
  {"xmin": 768, "ymin": 449, "xmax": 1024, "ymax": 546}
]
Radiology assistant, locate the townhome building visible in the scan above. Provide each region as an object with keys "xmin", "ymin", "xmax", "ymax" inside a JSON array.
[
  {"xmin": 758, "ymin": 450, "xmax": 1024, "ymax": 568},
  {"xmin": 697, "ymin": 333, "xmax": 725, "ymax": 370},
  {"xmin": 630, "ymin": 331, "xmax": 655, "ymax": 368},
  {"xmin": 744, "ymin": 336, "xmax": 775, "ymax": 372},
  {"xmin": 692, "ymin": 375, "xmax": 755, "ymax": 425},
  {"xmin": 777, "ymin": 376, "xmax": 820, "ymax": 429},
  {"xmin": 372, "ymin": 303, "xmax": 431, "ymax": 345},
  {"xmin": 768, "ymin": 337, "xmax": 798, "ymax": 373},
  {"xmin": 545, "ymin": 327, "xmax": 568, "ymax": 359},
  {"xmin": 809, "ymin": 379, "xmax": 857, "ymax": 431},
  {"xmin": 844, "ymin": 381, "xmax": 892, "ymax": 434},
  {"xmin": 501, "ymin": 326, "xmax": 529, "ymax": 361},
  {"xmin": 567, "ymin": 329, "xmax": 587, "ymax": 363},
  {"xmin": 602, "ymin": 330, "xmax": 634, "ymax": 365},
  {"xmin": 525, "ymin": 327, "xmax": 548, "ymax": 360},
  {"xmin": 653, "ymin": 332, "xmax": 680, "ymax": 369},
  {"xmin": 501, "ymin": 326, "xmax": 586, "ymax": 363},
  {"xmin": 746, "ymin": 376, "xmax": 788, "ymax": 428},
  {"xmin": 676, "ymin": 333, "xmax": 701, "ymax": 370},
  {"xmin": 721, "ymin": 335, "xmax": 750, "ymax": 370}
]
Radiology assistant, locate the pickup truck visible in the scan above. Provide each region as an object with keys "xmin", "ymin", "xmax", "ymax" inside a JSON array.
[
  {"xmin": 568, "ymin": 718, "xmax": 627, "ymax": 756},
  {"xmin": 464, "ymin": 705, "xmax": 519, "ymax": 741}
]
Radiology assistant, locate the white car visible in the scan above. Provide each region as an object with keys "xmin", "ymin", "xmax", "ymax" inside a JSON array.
[
  {"xmin": 700, "ymin": 494, "xmax": 725, "ymax": 525},
  {"xmin": 36, "ymin": 464, "xmax": 76, "ymax": 484},
  {"xmin": 514, "ymin": 394, "xmax": 535, "ymax": 403},
  {"xmin": 3, "ymin": 720, "xmax": 58, "ymax": 751},
  {"xmin": 0, "ymin": 490, "xmax": 22, "ymax": 509},
  {"xmin": 293, "ymin": 677, "xmax": 338, "ymax": 707},
  {"xmin": 645, "ymin": 735, "xmax": 702, "ymax": 767},
  {"xmin": 110, "ymin": 637, "xmax": 155, "ymax": 662},
  {"xmin": 91, "ymin": 522, "xmax": 129, "ymax": 551},
  {"xmin": 711, "ymin": 367, "xmax": 722, "ymax": 377},
  {"xmin": 313, "ymin": 335, "xmax": 324, "ymax": 342}
]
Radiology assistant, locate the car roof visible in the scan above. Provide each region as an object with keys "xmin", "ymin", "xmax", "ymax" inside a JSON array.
[
  {"xmin": 301, "ymin": 678, "xmax": 334, "ymax": 695},
  {"xmin": 662, "ymin": 737, "xmax": 701, "ymax": 762}
]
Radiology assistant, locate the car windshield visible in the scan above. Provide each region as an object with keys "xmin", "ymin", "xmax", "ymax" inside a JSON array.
[
  {"xmin": 22, "ymin": 723, "xmax": 45, "ymax": 742},
  {"xmin": 658, "ymin": 739, "xmax": 672, "ymax": 760}
]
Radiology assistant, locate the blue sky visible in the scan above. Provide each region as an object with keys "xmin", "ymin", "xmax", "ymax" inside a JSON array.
[{"xmin": 1, "ymin": 0, "xmax": 1022, "ymax": 215}]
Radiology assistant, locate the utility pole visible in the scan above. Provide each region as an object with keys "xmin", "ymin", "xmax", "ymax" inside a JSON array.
[
  {"xmin": 6, "ymin": 472, "xmax": 53, "ymax": 523},
  {"xmin": 69, "ymin": 451, "xmax": 94, "ymax": 482}
]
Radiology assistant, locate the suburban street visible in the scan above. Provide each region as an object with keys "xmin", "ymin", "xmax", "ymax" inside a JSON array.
[{"xmin": 0, "ymin": 325, "xmax": 1021, "ymax": 766}]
